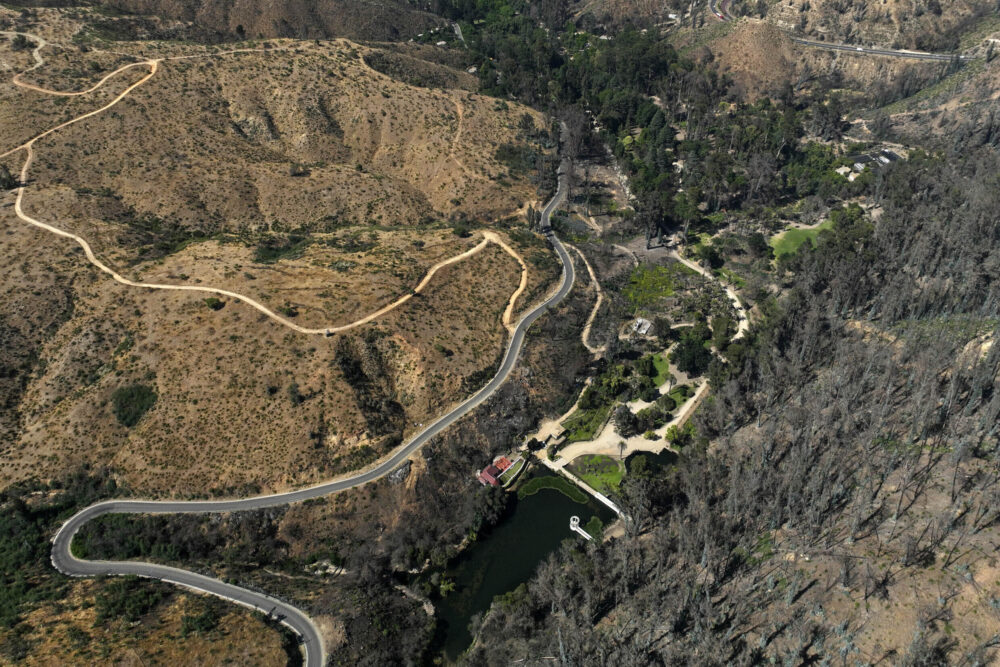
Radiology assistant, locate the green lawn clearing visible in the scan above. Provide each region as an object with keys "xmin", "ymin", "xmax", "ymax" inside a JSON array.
[
  {"xmin": 561, "ymin": 403, "xmax": 612, "ymax": 443},
  {"xmin": 623, "ymin": 263, "xmax": 695, "ymax": 309},
  {"xmin": 567, "ymin": 454, "xmax": 624, "ymax": 495},
  {"xmin": 651, "ymin": 353, "xmax": 672, "ymax": 386},
  {"xmin": 498, "ymin": 458, "xmax": 525, "ymax": 487},
  {"xmin": 668, "ymin": 383, "xmax": 694, "ymax": 406},
  {"xmin": 769, "ymin": 220, "xmax": 834, "ymax": 258}
]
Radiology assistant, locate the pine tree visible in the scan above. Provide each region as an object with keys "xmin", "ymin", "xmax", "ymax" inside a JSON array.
[{"xmin": 0, "ymin": 165, "xmax": 17, "ymax": 190}]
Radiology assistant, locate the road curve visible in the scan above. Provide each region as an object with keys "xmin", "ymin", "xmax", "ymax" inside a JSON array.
[
  {"xmin": 707, "ymin": 0, "xmax": 975, "ymax": 61},
  {"xmin": 51, "ymin": 162, "xmax": 574, "ymax": 667}
]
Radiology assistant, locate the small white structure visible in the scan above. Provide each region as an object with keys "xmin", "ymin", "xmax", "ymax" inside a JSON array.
[
  {"xmin": 632, "ymin": 317, "xmax": 652, "ymax": 336},
  {"xmin": 570, "ymin": 516, "xmax": 593, "ymax": 541}
]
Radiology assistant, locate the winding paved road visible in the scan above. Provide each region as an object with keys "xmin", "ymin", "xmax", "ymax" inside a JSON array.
[
  {"xmin": 708, "ymin": 0, "xmax": 976, "ymax": 61},
  {"xmin": 51, "ymin": 162, "xmax": 574, "ymax": 667}
]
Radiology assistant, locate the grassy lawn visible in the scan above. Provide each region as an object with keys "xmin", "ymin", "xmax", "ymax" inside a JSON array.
[
  {"xmin": 567, "ymin": 454, "xmax": 624, "ymax": 495},
  {"xmin": 517, "ymin": 475, "xmax": 588, "ymax": 503},
  {"xmin": 714, "ymin": 266, "xmax": 746, "ymax": 288},
  {"xmin": 498, "ymin": 458, "xmax": 525, "ymax": 487},
  {"xmin": 561, "ymin": 403, "xmax": 612, "ymax": 443},
  {"xmin": 651, "ymin": 353, "xmax": 672, "ymax": 386},
  {"xmin": 769, "ymin": 220, "xmax": 834, "ymax": 258},
  {"xmin": 623, "ymin": 263, "xmax": 695, "ymax": 309},
  {"xmin": 667, "ymin": 384, "xmax": 694, "ymax": 406}
]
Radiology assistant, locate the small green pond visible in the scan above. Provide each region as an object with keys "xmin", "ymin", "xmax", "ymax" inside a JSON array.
[{"xmin": 430, "ymin": 473, "xmax": 614, "ymax": 661}]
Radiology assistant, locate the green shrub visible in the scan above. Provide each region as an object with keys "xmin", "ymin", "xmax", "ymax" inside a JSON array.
[
  {"xmin": 253, "ymin": 234, "xmax": 311, "ymax": 263},
  {"xmin": 111, "ymin": 384, "xmax": 157, "ymax": 427},
  {"xmin": 656, "ymin": 393, "xmax": 677, "ymax": 412},
  {"xmin": 95, "ymin": 577, "xmax": 166, "ymax": 623},
  {"xmin": 0, "ymin": 165, "xmax": 16, "ymax": 190},
  {"xmin": 495, "ymin": 142, "xmax": 539, "ymax": 175},
  {"xmin": 584, "ymin": 515, "xmax": 604, "ymax": 540},
  {"xmin": 11, "ymin": 34, "xmax": 31, "ymax": 51},
  {"xmin": 181, "ymin": 607, "xmax": 220, "ymax": 637}
]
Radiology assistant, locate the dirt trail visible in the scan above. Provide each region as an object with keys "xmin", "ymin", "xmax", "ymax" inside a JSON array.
[
  {"xmin": 1, "ymin": 60, "xmax": 159, "ymax": 160},
  {"xmin": 13, "ymin": 60, "xmax": 154, "ymax": 96},
  {"xmin": 0, "ymin": 30, "xmax": 48, "ymax": 69},
  {"xmin": 4, "ymin": 36, "xmax": 531, "ymax": 337},
  {"xmin": 448, "ymin": 94, "xmax": 480, "ymax": 183},
  {"xmin": 670, "ymin": 249, "xmax": 748, "ymax": 340},
  {"xmin": 566, "ymin": 243, "xmax": 605, "ymax": 356},
  {"xmin": 487, "ymin": 231, "xmax": 530, "ymax": 332}
]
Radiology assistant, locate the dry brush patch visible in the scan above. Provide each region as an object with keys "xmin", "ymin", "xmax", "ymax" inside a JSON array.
[
  {"xmin": 0, "ymin": 210, "xmax": 533, "ymax": 496},
  {"xmin": 8, "ymin": 579, "xmax": 287, "ymax": 666},
  {"xmin": 6, "ymin": 37, "xmax": 547, "ymax": 252},
  {"xmin": 0, "ymin": 23, "xmax": 558, "ymax": 495},
  {"xmin": 134, "ymin": 228, "xmax": 484, "ymax": 330},
  {"xmin": 703, "ymin": 19, "xmax": 944, "ymax": 101}
]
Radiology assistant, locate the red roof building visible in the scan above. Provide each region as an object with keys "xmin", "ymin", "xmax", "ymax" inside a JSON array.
[
  {"xmin": 495, "ymin": 456, "xmax": 512, "ymax": 472},
  {"xmin": 477, "ymin": 464, "xmax": 502, "ymax": 487}
]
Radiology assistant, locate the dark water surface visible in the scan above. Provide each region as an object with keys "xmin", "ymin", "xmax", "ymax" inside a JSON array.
[{"xmin": 434, "ymin": 480, "xmax": 614, "ymax": 661}]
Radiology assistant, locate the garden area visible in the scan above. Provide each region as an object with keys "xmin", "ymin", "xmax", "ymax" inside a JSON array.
[
  {"xmin": 769, "ymin": 220, "xmax": 834, "ymax": 258},
  {"xmin": 498, "ymin": 458, "xmax": 526, "ymax": 487},
  {"xmin": 623, "ymin": 262, "xmax": 695, "ymax": 310},
  {"xmin": 561, "ymin": 403, "xmax": 613, "ymax": 443},
  {"xmin": 566, "ymin": 455, "xmax": 624, "ymax": 495}
]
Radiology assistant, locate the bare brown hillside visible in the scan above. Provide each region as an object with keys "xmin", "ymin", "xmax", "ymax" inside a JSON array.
[
  {"xmin": 19, "ymin": 0, "xmax": 443, "ymax": 42},
  {"xmin": 702, "ymin": 19, "xmax": 950, "ymax": 100},
  {"xmin": 741, "ymin": 0, "xmax": 993, "ymax": 51},
  {"xmin": 0, "ymin": 10, "xmax": 560, "ymax": 497},
  {"xmin": 13, "ymin": 580, "xmax": 288, "ymax": 666},
  {"xmin": 3, "ymin": 39, "xmax": 547, "ymax": 250},
  {"xmin": 0, "ymin": 182, "xmax": 549, "ymax": 497}
]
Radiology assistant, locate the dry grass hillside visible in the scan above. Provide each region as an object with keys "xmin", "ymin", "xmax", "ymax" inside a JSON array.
[
  {"xmin": 3, "ymin": 40, "xmax": 547, "ymax": 247},
  {"xmin": 0, "ymin": 9, "xmax": 560, "ymax": 497},
  {"xmin": 21, "ymin": 0, "xmax": 444, "ymax": 42},
  {"xmin": 748, "ymin": 0, "xmax": 994, "ymax": 51},
  {"xmin": 5, "ymin": 580, "xmax": 288, "ymax": 666},
  {"xmin": 703, "ymin": 19, "xmax": 950, "ymax": 99},
  {"xmin": 0, "ymin": 188, "xmax": 551, "ymax": 496},
  {"xmin": 708, "ymin": 21, "xmax": 798, "ymax": 97}
]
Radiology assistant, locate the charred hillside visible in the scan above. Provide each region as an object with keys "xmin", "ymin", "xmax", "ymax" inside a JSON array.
[{"xmin": 469, "ymin": 150, "xmax": 1000, "ymax": 664}]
